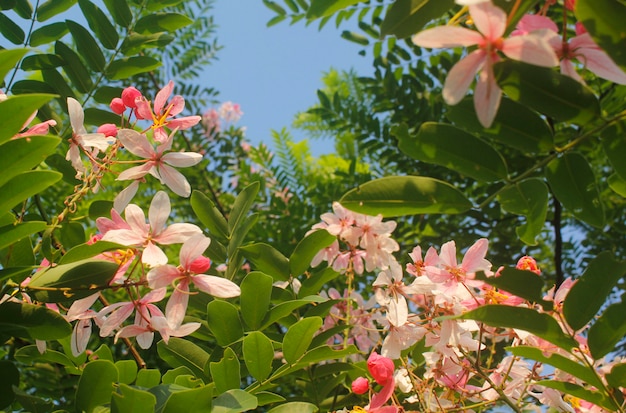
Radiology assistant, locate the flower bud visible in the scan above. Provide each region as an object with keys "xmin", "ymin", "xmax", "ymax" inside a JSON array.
[
  {"xmin": 110, "ymin": 97, "xmax": 126, "ymax": 114},
  {"xmin": 121, "ymin": 86, "xmax": 142, "ymax": 108},
  {"xmin": 97, "ymin": 123, "xmax": 118, "ymax": 137},
  {"xmin": 367, "ymin": 352, "xmax": 395, "ymax": 385},
  {"xmin": 188, "ymin": 256, "xmax": 212, "ymax": 274},
  {"xmin": 351, "ymin": 377, "xmax": 369, "ymax": 395},
  {"xmin": 516, "ymin": 256, "xmax": 541, "ymax": 275}
]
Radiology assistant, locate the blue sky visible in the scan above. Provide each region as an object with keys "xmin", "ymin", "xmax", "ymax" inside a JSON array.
[{"xmin": 202, "ymin": 0, "xmax": 372, "ymax": 150}]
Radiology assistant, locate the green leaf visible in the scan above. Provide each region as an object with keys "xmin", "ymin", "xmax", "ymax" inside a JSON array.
[
  {"xmin": 397, "ymin": 122, "xmax": 508, "ymax": 182},
  {"xmin": 36, "ymin": 0, "xmax": 76, "ymax": 22},
  {"xmin": 29, "ymin": 22, "xmax": 68, "ymax": 46},
  {"xmin": 537, "ymin": 380, "xmax": 618, "ymax": 410},
  {"xmin": 191, "ymin": 191, "xmax": 229, "ymax": 239},
  {"xmin": 0, "ymin": 11, "xmax": 25, "ymax": 44},
  {"xmin": 0, "ymin": 48, "xmax": 27, "ymax": 79},
  {"xmin": 260, "ymin": 296, "xmax": 327, "ymax": 330},
  {"xmin": 229, "ymin": 213, "xmax": 258, "ymax": 254},
  {"xmin": 240, "ymin": 272, "xmax": 273, "ymax": 330},
  {"xmin": 0, "ymin": 302, "xmax": 71, "ymax": 340},
  {"xmin": 282, "ymin": 317, "xmax": 322, "ymax": 364},
  {"xmin": 121, "ymin": 32, "xmax": 174, "ymax": 54},
  {"xmin": 256, "ymin": 391, "xmax": 286, "ymax": 406},
  {"xmin": 546, "ymin": 152, "xmax": 605, "ymax": 228},
  {"xmin": 157, "ymin": 338, "xmax": 211, "ymax": 380},
  {"xmin": 602, "ymin": 121, "xmax": 626, "ymax": 181},
  {"xmin": 78, "ymin": 0, "xmax": 119, "ymax": 49},
  {"xmin": 145, "ymin": 0, "xmax": 186, "ymax": 11},
  {"xmin": 210, "ymin": 347, "xmax": 241, "ymax": 393},
  {"xmin": 161, "ymin": 385, "xmax": 213, "ymax": 413},
  {"xmin": 102, "ymin": 0, "xmax": 132, "ymax": 27},
  {"xmin": 381, "ymin": 0, "xmax": 454, "ymax": 39},
  {"xmin": 0, "ymin": 171, "xmax": 61, "ymax": 216},
  {"xmin": 59, "ymin": 221, "xmax": 85, "ymax": 250},
  {"xmin": 115, "ymin": 360, "xmax": 138, "ymax": 385},
  {"xmin": 15, "ymin": 345, "xmax": 76, "ymax": 371},
  {"xmin": 587, "ymin": 298, "xmax": 626, "ymax": 359},
  {"xmin": 458, "ymin": 305, "xmax": 578, "ymax": 351},
  {"xmin": 84, "ymin": 107, "xmax": 121, "ymax": 126},
  {"xmin": 267, "ymin": 402, "xmax": 319, "ymax": 413},
  {"xmin": 207, "ymin": 300, "xmax": 244, "ymax": 347},
  {"xmin": 0, "ymin": 360, "xmax": 19, "ymax": 409},
  {"xmin": 576, "ymin": 0, "xmax": 626, "ymax": 72},
  {"xmin": 229, "ymin": 181, "xmax": 260, "ymax": 232},
  {"xmin": 608, "ymin": 173, "xmax": 626, "ymax": 197},
  {"xmin": 340, "ymin": 30, "xmax": 369, "ymax": 46},
  {"xmin": 111, "ymin": 383, "xmax": 156, "ymax": 413},
  {"xmin": 106, "ymin": 56, "xmax": 161, "ymax": 80},
  {"xmin": 136, "ymin": 369, "xmax": 161, "ymax": 388},
  {"xmin": 75, "ymin": 360, "xmax": 118, "ymax": 413},
  {"xmin": 41, "ymin": 68, "xmax": 75, "ymax": 99},
  {"xmin": 59, "ymin": 240, "xmax": 126, "ymax": 264},
  {"xmin": 26, "ymin": 259, "xmax": 119, "ymax": 302},
  {"xmin": 239, "ymin": 243, "xmax": 290, "ymax": 281},
  {"xmin": 161, "ymin": 366, "xmax": 194, "ymax": 384},
  {"xmin": 298, "ymin": 268, "xmax": 340, "ymax": 298},
  {"xmin": 135, "ymin": 12, "xmax": 194, "ymax": 34},
  {"xmin": 20, "ymin": 53, "xmax": 65, "ymax": 70},
  {"xmin": 212, "ymin": 389, "xmax": 258, "ymax": 413},
  {"xmin": 606, "ymin": 363, "xmax": 626, "ymax": 389},
  {"xmin": 340, "ymin": 176, "xmax": 473, "ymax": 216},
  {"xmin": 263, "ymin": 0, "xmax": 286, "ymax": 15},
  {"xmin": 497, "ymin": 178, "xmax": 549, "ymax": 245},
  {"xmin": 494, "ymin": 60, "xmax": 601, "ymax": 124},
  {"xmin": 0, "ymin": 222, "xmax": 47, "ymax": 251},
  {"xmin": 298, "ymin": 344, "xmax": 359, "ymax": 364},
  {"xmin": 307, "ymin": 0, "xmax": 365, "ymax": 19},
  {"xmin": 476, "ymin": 268, "xmax": 553, "ymax": 310},
  {"xmin": 55, "ymin": 40, "xmax": 93, "ymax": 93},
  {"xmin": 14, "ymin": 0, "xmax": 34, "ymax": 19},
  {"xmin": 446, "ymin": 97, "xmax": 553, "ymax": 154},
  {"xmin": 289, "ymin": 229, "xmax": 335, "ymax": 276},
  {"xmin": 0, "ymin": 94, "xmax": 56, "ymax": 145},
  {"xmin": 563, "ymin": 251, "xmax": 626, "ymax": 332},
  {"xmin": 66, "ymin": 20, "xmax": 106, "ymax": 72},
  {"xmin": 509, "ymin": 345, "xmax": 603, "ymax": 388},
  {"xmin": 243, "ymin": 332, "xmax": 274, "ymax": 382}
]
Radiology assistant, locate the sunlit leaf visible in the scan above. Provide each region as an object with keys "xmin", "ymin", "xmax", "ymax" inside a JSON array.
[
  {"xmin": 267, "ymin": 402, "xmax": 319, "ymax": 413},
  {"xmin": 239, "ymin": 243, "xmax": 290, "ymax": 281},
  {"xmin": 111, "ymin": 383, "xmax": 156, "ymax": 413},
  {"xmin": 29, "ymin": 22, "xmax": 68, "ymax": 46},
  {"xmin": 210, "ymin": 347, "xmax": 241, "ymax": 393},
  {"xmin": 290, "ymin": 229, "xmax": 335, "ymax": 276},
  {"xmin": 115, "ymin": 360, "xmax": 138, "ymax": 385},
  {"xmin": 207, "ymin": 300, "xmax": 244, "ymax": 347},
  {"xmin": 260, "ymin": 295, "xmax": 327, "ymax": 330},
  {"xmin": 340, "ymin": 176, "xmax": 472, "ymax": 216},
  {"xmin": 240, "ymin": 272, "xmax": 273, "ymax": 330},
  {"xmin": 0, "ymin": 48, "xmax": 27, "ymax": 79},
  {"xmin": 161, "ymin": 385, "xmax": 213, "ymax": 413},
  {"xmin": 36, "ymin": 0, "xmax": 76, "ymax": 22},
  {"xmin": 59, "ymin": 240, "xmax": 125, "ymax": 264},
  {"xmin": 135, "ymin": 13, "xmax": 194, "ymax": 34},
  {"xmin": 545, "ymin": 152, "xmax": 604, "ymax": 228},
  {"xmin": 191, "ymin": 190, "xmax": 229, "ymax": 240},
  {"xmin": 106, "ymin": 56, "xmax": 161, "ymax": 80},
  {"xmin": 0, "ymin": 301, "xmax": 71, "ymax": 340},
  {"xmin": 157, "ymin": 338, "xmax": 211, "ymax": 380},
  {"xmin": 0, "ymin": 222, "xmax": 47, "ymax": 251},
  {"xmin": 136, "ymin": 369, "xmax": 161, "ymax": 388},
  {"xmin": 576, "ymin": 0, "xmax": 626, "ymax": 72},
  {"xmin": 0, "ymin": 94, "xmax": 56, "ymax": 145},
  {"xmin": 497, "ymin": 178, "xmax": 549, "ymax": 245},
  {"xmin": 102, "ymin": 0, "xmax": 132, "ymax": 27},
  {"xmin": 15, "ymin": 345, "xmax": 76, "ymax": 368},
  {"xmin": 0, "ymin": 170, "xmax": 62, "ymax": 215},
  {"xmin": 229, "ymin": 181, "xmax": 260, "ymax": 232},
  {"xmin": 307, "ymin": 0, "xmax": 366, "ymax": 19},
  {"xmin": 75, "ymin": 360, "xmax": 118, "ymax": 413},
  {"xmin": 212, "ymin": 389, "xmax": 257, "ymax": 413},
  {"xmin": 121, "ymin": 32, "xmax": 174, "ymax": 54},
  {"xmin": 494, "ymin": 60, "xmax": 601, "ymax": 125},
  {"xmin": 381, "ymin": 0, "xmax": 454, "ymax": 39},
  {"xmin": 243, "ymin": 332, "xmax": 274, "ymax": 382},
  {"xmin": 608, "ymin": 173, "xmax": 626, "ymax": 197},
  {"xmin": 283, "ymin": 317, "xmax": 322, "ymax": 364}
]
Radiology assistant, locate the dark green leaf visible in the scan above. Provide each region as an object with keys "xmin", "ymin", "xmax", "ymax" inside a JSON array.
[
  {"xmin": 14, "ymin": 0, "xmax": 33, "ymax": 19},
  {"xmin": 0, "ymin": 94, "xmax": 55, "ymax": 144},
  {"xmin": 0, "ymin": 48, "xmax": 27, "ymax": 79},
  {"xmin": 84, "ymin": 107, "xmax": 120, "ymax": 126},
  {"xmin": 340, "ymin": 30, "xmax": 369, "ymax": 46},
  {"xmin": 282, "ymin": 317, "xmax": 322, "ymax": 364},
  {"xmin": 78, "ymin": 0, "xmax": 119, "ymax": 49},
  {"xmin": 212, "ymin": 389, "xmax": 258, "ymax": 413},
  {"xmin": 26, "ymin": 259, "xmax": 120, "ymax": 302},
  {"xmin": 606, "ymin": 363, "xmax": 626, "ymax": 389},
  {"xmin": 497, "ymin": 178, "xmax": 549, "ymax": 245},
  {"xmin": 546, "ymin": 152, "xmax": 605, "ymax": 228},
  {"xmin": 157, "ymin": 338, "xmax": 211, "ymax": 380},
  {"xmin": 381, "ymin": 0, "xmax": 455, "ymax": 39},
  {"xmin": 494, "ymin": 60, "xmax": 601, "ymax": 125},
  {"xmin": 210, "ymin": 347, "xmax": 241, "ymax": 393},
  {"xmin": 576, "ymin": 0, "xmax": 626, "ymax": 72},
  {"xmin": 106, "ymin": 56, "xmax": 161, "ymax": 80},
  {"xmin": 75, "ymin": 360, "xmax": 119, "ymax": 413},
  {"xmin": 263, "ymin": 0, "xmax": 286, "ymax": 15},
  {"xmin": 240, "ymin": 272, "xmax": 273, "ymax": 330},
  {"xmin": 121, "ymin": 32, "xmax": 174, "ymax": 54},
  {"xmin": 0, "ymin": 301, "xmax": 71, "ymax": 340},
  {"xmin": 0, "ymin": 361, "xmax": 19, "ymax": 409},
  {"xmin": 588, "ymin": 299, "xmax": 626, "ymax": 359},
  {"xmin": 447, "ymin": 97, "xmax": 554, "ymax": 154},
  {"xmin": 145, "ymin": 0, "xmax": 185, "ymax": 11},
  {"xmin": 41, "ymin": 68, "xmax": 75, "ymax": 99},
  {"xmin": 458, "ymin": 305, "xmax": 578, "ymax": 351},
  {"xmin": 59, "ymin": 221, "xmax": 85, "ymax": 250},
  {"xmin": 36, "ymin": 0, "xmax": 76, "ymax": 22},
  {"xmin": 243, "ymin": 332, "xmax": 274, "ymax": 382},
  {"xmin": 111, "ymin": 383, "xmax": 156, "ymax": 413},
  {"xmin": 15, "ymin": 345, "xmax": 75, "ymax": 367},
  {"xmin": 66, "ymin": 19, "xmax": 106, "ymax": 72},
  {"xmin": 0, "ymin": 266, "xmax": 36, "ymax": 284},
  {"xmin": 161, "ymin": 385, "xmax": 213, "ymax": 413},
  {"xmin": 191, "ymin": 190, "xmax": 229, "ymax": 240},
  {"xmin": 93, "ymin": 85, "xmax": 124, "ymax": 104},
  {"xmin": 537, "ymin": 380, "xmax": 618, "ymax": 410},
  {"xmin": 46, "ymin": 153, "xmax": 81, "ymax": 186},
  {"xmin": 59, "ymin": 240, "xmax": 125, "ymax": 264},
  {"xmin": 397, "ymin": 122, "xmax": 508, "ymax": 182},
  {"xmin": 259, "ymin": 295, "xmax": 326, "ymax": 330},
  {"xmin": 340, "ymin": 176, "xmax": 473, "ymax": 216},
  {"xmin": 239, "ymin": 243, "xmax": 290, "ymax": 281},
  {"xmin": 20, "ymin": 53, "xmax": 65, "ymax": 70},
  {"xmin": 55, "ymin": 40, "xmax": 93, "ymax": 93},
  {"xmin": 307, "ymin": 0, "xmax": 365, "ymax": 19},
  {"xmin": 10, "ymin": 80, "xmax": 57, "ymax": 94},
  {"xmin": 0, "ymin": 222, "xmax": 47, "ymax": 251},
  {"xmin": 228, "ymin": 213, "xmax": 258, "ymax": 254},
  {"xmin": 0, "ymin": 170, "xmax": 62, "ymax": 215},
  {"xmin": 229, "ymin": 181, "xmax": 260, "ymax": 232},
  {"xmin": 602, "ymin": 121, "xmax": 626, "ymax": 181},
  {"xmin": 476, "ymin": 268, "xmax": 553, "ymax": 310},
  {"xmin": 134, "ymin": 12, "xmax": 194, "ymax": 34},
  {"xmin": 102, "ymin": 0, "xmax": 132, "ymax": 27},
  {"xmin": 298, "ymin": 267, "xmax": 340, "ymax": 298},
  {"xmin": 0, "ymin": 11, "xmax": 25, "ymax": 44},
  {"xmin": 207, "ymin": 300, "xmax": 244, "ymax": 347},
  {"xmin": 289, "ymin": 229, "xmax": 335, "ymax": 276},
  {"xmin": 29, "ymin": 22, "xmax": 68, "ymax": 46}
]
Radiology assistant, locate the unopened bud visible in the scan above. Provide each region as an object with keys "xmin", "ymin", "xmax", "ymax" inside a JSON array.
[
  {"xmin": 351, "ymin": 377, "xmax": 369, "ymax": 395},
  {"xmin": 110, "ymin": 97, "xmax": 126, "ymax": 114},
  {"xmin": 121, "ymin": 86, "xmax": 142, "ymax": 108}
]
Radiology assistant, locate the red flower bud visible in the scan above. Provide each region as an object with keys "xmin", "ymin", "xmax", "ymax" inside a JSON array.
[
  {"xmin": 97, "ymin": 123, "xmax": 118, "ymax": 137},
  {"xmin": 351, "ymin": 377, "xmax": 369, "ymax": 395},
  {"xmin": 367, "ymin": 352, "xmax": 395, "ymax": 386},
  {"xmin": 188, "ymin": 256, "xmax": 211, "ymax": 274},
  {"xmin": 110, "ymin": 97, "xmax": 126, "ymax": 114},
  {"xmin": 121, "ymin": 86, "xmax": 142, "ymax": 109}
]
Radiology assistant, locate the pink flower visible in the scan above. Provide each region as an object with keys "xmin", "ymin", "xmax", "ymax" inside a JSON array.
[
  {"xmin": 115, "ymin": 315, "xmax": 200, "ymax": 347},
  {"xmin": 147, "ymin": 234, "xmax": 241, "ymax": 326},
  {"xmin": 426, "ymin": 238, "xmax": 492, "ymax": 290},
  {"xmin": 101, "ymin": 191, "xmax": 202, "ymax": 266},
  {"xmin": 365, "ymin": 352, "xmax": 398, "ymax": 413},
  {"xmin": 121, "ymin": 86, "xmax": 142, "ymax": 108},
  {"xmin": 412, "ymin": 1, "xmax": 558, "ymax": 127},
  {"xmin": 352, "ymin": 377, "xmax": 370, "ymax": 394},
  {"xmin": 65, "ymin": 293, "xmax": 101, "ymax": 356},
  {"xmin": 110, "ymin": 97, "xmax": 126, "ymax": 114},
  {"xmin": 116, "ymin": 128, "xmax": 202, "ymax": 197},
  {"xmin": 516, "ymin": 255, "xmax": 541, "ymax": 274},
  {"xmin": 135, "ymin": 80, "xmax": 201, "ymax": 143}
]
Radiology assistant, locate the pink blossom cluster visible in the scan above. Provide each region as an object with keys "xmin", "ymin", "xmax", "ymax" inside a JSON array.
[{"xmin": 202, "ymin": 101, "xmax": 243, "ymax": 136}]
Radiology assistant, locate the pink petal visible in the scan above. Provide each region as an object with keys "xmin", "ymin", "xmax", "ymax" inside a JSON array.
[
  {"xmin": 166, "ymin": 280, "xmax": 190, "ymax": 327},
  {"xmin": 154, "ymin": 80, "xmax": 174, "ymax": 115},
  {"xmin": 180, "ymin": 234, "xmax": 211, "ymax": 270},
  {"xmin": 170, "ymin": 322, "xmax": 201, "ymax": 337},
  {"xmin": 101, "ymin": 228, "xmax": 145, "ymax": 246},
  {"xmin": 147, "ymin": 265, "xmax": 181, "ymax": 289},
  {"xmin": 502, "ymin": 35, "xmax": 559, "ymax": 67},
  {"xmin": 100, "ymin": 303, "xmax": 134, "ymax": 337},
  {"xmin": 134, "ymin": 98, "xmax": 153, "ymax": 121},
  {"xmin": 387, "ymin": 295, "xmax": 408, "ymax": 327},
  {"xmin": 162, "ymin": 152, "xmax": 203, "ymax": 168},
  {"xmin": 117, "ymin": 129, "xmax": 155, "ymax": 159},
  {"xmin": 149, "ymin": 191, "xmax": 171, "ymax": 235},
  {"xmin": 124, "ymin": 204, "xmax": 149, "ymax": 235},
  {"xmin": 71, "ymin": 319, "xmax": 92, "ymax": 356},
  {"xmin": 412, "ymin": 26, "xmax": 483, "ymax": 48},
  {"xmin": 513, "ymin": 14, "xmax": 558, "ymax": 36},
  {"xmin": 80, "ymin": 133, "xmax": 115, "ymax": 151},
  {"xmin": 369, "ymin": 379, "xmax": 395, "ymax": 410},
  {"xmin": 67, "ymin": 97, "xmax": 87, "ymax": 135},
  {"xmin": 461, "ymin": 238, "xmax": 490, "ymax": 273},
  {"xmin": 443, "ymin": 50, "xmax": 486, "ymax": 105},
  {"xmin": 167, "ymin": 95, "xmax": 185, "ymax": 116},
  {"xmin": 156, "ymin": 223, "xmax": 202, "ymax": 245},
  {"xmin": 572, "ymin": 36, "xmax": 626, "ymax": 84},
  {"xmin": 66, "ymin": 293, "xmax": 100, "ymax": 320},
  {"xmin": 168, "ymin": 115, "xmax": 202, "ymax": 130},
  {"xmin": 142, "ymin": 241, "xmax": 168, "ymax": 267},
  {"xmin": 192, "ymin": 274, "xmax": 241, "ymax": 298},
  {"xmin": 561, "ymin": 59, "xmax": 585, "ymax": 84},
  {"xmin": 470, "ymin": 2, "xmax": 506, "ymax": 40},
  {"xmin": 473, "ymin": 60, "xmax": 502, "ymax": 128},
  {"xmin": 117, "ymin": 163, "xmax": 153, "ymax": 181},
  {"xmin": 114, "ymin": 181, "xmax": 140, "ymax": 212},
  {"xmin": 141, "ymin": 287, "xmax": 168, "ymax": 303},
  {"xmin": 153, "ymin": 127, "xmax": 169, "ymax": 144},
  {"xmin": 159, "ymin": 164, "xmax": 192, "ymax": 197}
]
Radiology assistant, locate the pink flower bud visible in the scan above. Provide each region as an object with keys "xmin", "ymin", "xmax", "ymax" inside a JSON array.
[
  {"xmin": 188, "ymin": 256, "xmax": 211, "ymax": 274},
  {"xmin": 575, "ymin": 21, "xmax": 587, "ymax": 36},
  {"xmin": 351, "ymin": 377, "xmax": 369, "ymax": 395},
  {"xmin": 110, "ymin": 97, "xmax": 126, "ymax": 114},
  {"xmin": 565, "ymin": 0, "xmax": 575, "ymax": 11},
  {"xmin": 367, "ymin": 352, "xmax": 395, "ymax": 385},
  {"xmin": 121, "ymin": 86, "xmax": 142, "ymax": 108},
  {"xmin": 97, "ymin": 123, "xmax": 118, "ymax": 137},
  {"xmin": 516, "ymin": 256, "xmax": 541, "ymax": 275}
]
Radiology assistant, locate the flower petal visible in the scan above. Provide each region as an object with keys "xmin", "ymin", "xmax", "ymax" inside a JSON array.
[
  {"xmin": 154, "ymin": 80, "xmax": 174, "ymax": 115},
  {"xmin": 443, "ymin": 50, "xmax": 486, "ymax": 105},
  {"xmin": 67, "ymin": 97, "xmax": 87, "ymax": 135},
  {"xmin": 192, "ymin": 274, "xmax": 241, "ymax": 298},
  {"xmin": 412, "ymin": 26, "xmax": 483, "ymax": 48},
  {"xmin": 180, "ymin": 234, "xmax": 211, "ymax": 270},
  {"xmin": 156, "ymin": 223, "xmax": 203, "ymax": 245},
  {"xmin": 147, "ymin": 265, "xmax": 181, "ymax": 289},
  {"xmin": 162, "ymin": 151, "xmax": 203, "ymax": 167},
  {"xmin": 158, "ymin": 164, "xmax": 192, "ymax": 197},
  {"xmin": 117, "ymin": 129, "xmax": 155, "ymax": 159},
  {"xmin": 470, "ymin": 1, "xmax": 506, "ymax": 40},
  {"xmin": 149, "ymin": 191, "xmax": 171, "ymax": 235},
  {"xmin": 502, "ymin": 35, "xmax": 559, "ymax": 67},
  {"xmin": 142, "ymin": 241, "xmax": 168, "ymax": 267},
  {"xmin": 473, "ymin": 59, "xmax": 502, "ymax": 127},
  {"xmin": 165, "ymin": 279, "xmax": 190, "ymax": 327}
]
